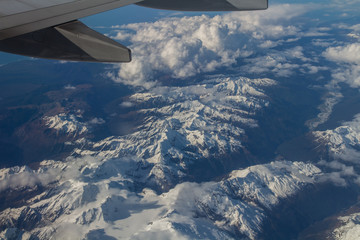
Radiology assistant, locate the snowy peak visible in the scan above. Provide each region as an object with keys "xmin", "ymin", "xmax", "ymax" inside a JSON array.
[
  {"xmin": 0, "ymin": 159, "xmax": 321, "ymax": 240},
  {"xmin": 333, "ymin": 212, "xmax": 360, "ymax": 240},
  {"xmin": 73, "ymin": 76, "xmax": 276, "ymax": 190},
  {"xmin": 313, "ymin": 114, "xmax": 360, "ymax": 162},
  {"xmin": 43, "ymin": 113, "xmax": 88, "ymax": 137},
  {"xmin": 43, "ymin": 114, "xmax": 105, "ymax": 138}
]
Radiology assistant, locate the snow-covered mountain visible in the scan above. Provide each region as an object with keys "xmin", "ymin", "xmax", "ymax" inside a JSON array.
[
  {"xmin": 71, "ymin": 76, "xmax": 276, "ymax": 191},
  {"xmin": 43, "ymin": 113, "xmax": 89, "ymax": 137},
  {"xmin": 1, "ymin": 74, "xmax": 358, "ymax": 240},
  {"xmin": 0, "ymin": 159, "xmax": 321, "ymax": 240},
  {"xmin": 304, "ymin": 115, "xmax": 360, "ymax": 239},
  {"xmin": 0, "ymin": 75, "xmax": 314, "ymax": 240},
  {"xmin": 43, "ymin": 113, "xmax": 106, "ymax": 138},
  {"xmin": 313, "ymin": 114, "xmax": 360, "ymax": 163},
  {"xmin": 333, "ymin": 212, "xmax": 360, "ymax": 240},
  {"xmin": 311, "ymin": 114, "xmax": 360, "ymax": 187}
]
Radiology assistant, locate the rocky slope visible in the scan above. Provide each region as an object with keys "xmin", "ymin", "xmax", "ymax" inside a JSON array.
[
  {"xmin": 70, "ymin": 76, "xmax": 276, "ymax": 191},
  {"xmin": 0, "ymin": 75, "xmax": 309, "ymax": 240}
]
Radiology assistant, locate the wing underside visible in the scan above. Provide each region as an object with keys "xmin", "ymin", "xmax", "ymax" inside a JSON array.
[
  {"xmin": 0, "ymin": 0, "xmax": 142, "ymax": 40},
  {"xmin": 137, "ymin": 0, "xmax": 268, "ymax": 11},
  {"xmin": 0, "ymin": 0, "xmax": 268, "ymax": 62},
  {"xmin": 0, "ymin": 20, "xmax": 132, "ymax": 62}
]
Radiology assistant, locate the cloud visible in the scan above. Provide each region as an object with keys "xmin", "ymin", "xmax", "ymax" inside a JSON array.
[
  {"xmin": 323, "ymin": 43, "xmax": 360, "ymax": 88},
  {"xmin": 0, "ymin": 166, "xmax": 59, "ymax": 192},
  {"xmin": 312, "ymin": 38, "xmax": 337, "ymax": 47},
  {"xmin": 0, "ymin": 156, "xmax": 106, "ymax": 193},
  {"xmin": 324, "ymin": 43, "xmax": 360, "ymax": 64},
  {"xmin": 64, "ymin": 84, "xmax": 76, "ymax": 90},
  {"xmin": 330, "ymin": 64, "xmax": 360, "ymax": 88},
  {"xmin": 317, "ymin": 171, "xmax": 347, "ymax": 187},
  {"xmin": 88, "ymin": 117, "xmax": 105, "ymax": 125},
  {"xmin": 241, "ymin": 46, "xmax": 313, "ymax": 77},
  {"xmin": 318, "ymin": 160, "xmax": 357, "ymax": 175},
  {"xmin": 303, "ymin": 27, "xmax": 331, "ymax": 37},
  {"xmin": 120, "ymin": 101, "xmax": 134, "ymax": 108},
  {"xmin": 107, "ymin": 4, "xmax": 312, "ymax": 88},
  {"xmin": 331, "ymin": 0, "xmax": 360, "ymax": 7}
]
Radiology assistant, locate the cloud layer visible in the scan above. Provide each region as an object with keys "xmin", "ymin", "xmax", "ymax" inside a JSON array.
[{"xmin": 108, "ymin": 4, "xmax": 311, "ymax": 88}]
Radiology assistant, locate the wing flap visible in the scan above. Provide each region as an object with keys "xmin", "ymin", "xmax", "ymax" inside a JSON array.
[
  {"xmin": 0, "ymin": 20, "xmax": 131, "ymax": 62},
  {"xmin": 0, "ymin": 0, "xmax": 142, "ymax": 40},
  {"xmin": 55, "ymin": 20, "xmax": 131, "ymax": 62},
  {"xmin": 227, "ymin": 0, "xmax": 268, "ymax": 10}
]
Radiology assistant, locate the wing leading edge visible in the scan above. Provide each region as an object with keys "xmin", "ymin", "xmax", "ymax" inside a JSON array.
[{"xmin": 0, "ymin": 0, "xmax": 268, "ymax": 63}]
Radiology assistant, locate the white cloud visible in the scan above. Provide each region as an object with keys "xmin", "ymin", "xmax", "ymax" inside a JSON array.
[
  {"xmin": 242, "ymin": 46, "xmax": 313, "ymax": 77},
  {"xmin": 108, "ymin": 4, "xmax": 312, "ymax": 88},
  {"xmin": 331, "ymin": 0, "xmax": 360, "ymax": 6},
  {"xmin": 303, "ymin": 27, "xmax": 331, "ymax": 37},
  {"xmin": 312, "ymin": 38, "xmax": 337, "ymax": 47},
  {"xmin": 120, "ymin": 101, "xmax": 134, "ymax": 107},
  {"xmin": 317, "ymin": 171, "xmax": 347, "ymax": 187},
  {"xmin": 318, "ymin": 160, "xmax": 357, "ymax": 177},
  {"xmin": 302, "ymin": 64, "xmax": 329, "ymax": 74},
  {"xmin": 324, "ymin": 43, "xmax": 360, "ymax": 64},
  {"xmin": 323, "ymin": 43, "xmax": 360, "ymax": 88},
  {"xmin": 64, "ymin": 85, "xmax": 76, "ymax": 90},
  {"xmin": 0, "ymin": 166, "xmax": 59, "ymax": 192},
  {"xmin": 88, "ymin": 117, "xmax": 105, "ymax": 125}
]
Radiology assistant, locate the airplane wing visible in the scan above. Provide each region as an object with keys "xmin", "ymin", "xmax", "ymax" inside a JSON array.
[{"xmin": 0, "ymin": 0, "xmax": 268, "ymax": 63}]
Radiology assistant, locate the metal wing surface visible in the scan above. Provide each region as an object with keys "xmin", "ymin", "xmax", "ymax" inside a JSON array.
[
  {"xmin": 0, "ymin": 0, "xmax": 141, "ymax": 40},
  {"xmin": 0, "ymin": 0, "xmax": 267, "ymax": 62},
  {"xmin": 0, "ymin": 0, "xmax": 141, "ymax": 62}
]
